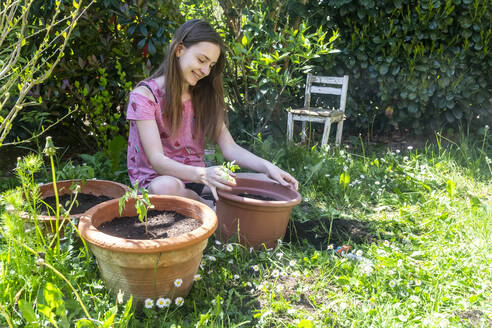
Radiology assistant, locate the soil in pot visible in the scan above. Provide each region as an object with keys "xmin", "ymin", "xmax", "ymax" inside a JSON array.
[
  {"xmin": 238, "ymin": 192, "xmax": 277, "ymax": 201},
  {"xmin": 97, "ymin": 210, "xmax": 201, "ymax": 240},
  {"xmin": 40, "ymin": 194, "xmax": 112, "ymax": 215}
]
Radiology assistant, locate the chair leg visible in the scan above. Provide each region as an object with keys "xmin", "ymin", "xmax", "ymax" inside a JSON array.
[
  {"xmin": 322, "ymin": 118, "xmax": 331, "ymax": 146},
  {"xmin": 301, "ymin": 121, "xmax": 307, "ymax": 142},
  {"xmin": 287, "ymin": 112, "xmax": 293, "ymax": 143},
  {"xmin": 335, "ymin": 120, "xmax": 344, "ymax": 145}
]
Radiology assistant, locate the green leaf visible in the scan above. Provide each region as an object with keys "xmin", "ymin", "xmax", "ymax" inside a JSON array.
[
  {"xmin": 339, "ymin": 172, "xmax": 350, "ymax": 187},
  {"xmin": 379, "ymin": 64, "xmax": 389, "ymax": 75},
  {"xmin": 446, "ymin": 180, "xmax": 456, "ymax": 197},
  {"xmin": 18, "ymin": 300, "xmax": 39, "ymax": 326},
  {"xmin": 297, "ymin": 319, "xmax": 314, "ymax": 328},
  {"xmin": 241, "ymin": 34, "xmax": 248, "ymax": 46}
]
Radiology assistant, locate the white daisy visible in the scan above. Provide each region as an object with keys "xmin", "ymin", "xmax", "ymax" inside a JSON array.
[
  {"xmin": 389, "ymin": 280, "xmax": 397, "ymax": 288},
  {"xmin": 174, "ymin": 297, "xmax": 184, "ymax": 307},
  {"xmin": 156, "ymin": 298, "xmax": 170, "ymax": 308},
  {"xmin": 252, "ymin": 265, "xmax": 259, "ymax": 272},
  {"xmin": 271, "ymin": 269, "xmax": 280, "ymax": 278},
  {"xmin": 194, "ymin": 274, "xmax": 201, "ymax": 281},
  {"xmin": 289, "ymin": 260, "xmax": 296, "ymax": 267},
  {"xmin": 144, "ymin": 298, "xmax": 153, "ymax": 309},
  {"xmin": 226, "ymin": 244, "xmax": 234, "ymax": 252},
  {"xmin": 356, "ymin": 250, "xmax": 363, "ymax": 257},
  {"xmin": 174, "ymin": 278, "xmax": 183, "ymax": 288}
]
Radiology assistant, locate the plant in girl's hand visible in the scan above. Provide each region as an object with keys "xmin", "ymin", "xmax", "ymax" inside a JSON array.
[
  {"xmin": 118, "ymin": 181, "xmax": 154, "ymax": 234},
  {"xmin": 221, "ymin": 161, "xmax": 240, "ymax": 183}
]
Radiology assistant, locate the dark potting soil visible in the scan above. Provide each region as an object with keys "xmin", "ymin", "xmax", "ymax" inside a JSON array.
[
  {"xmin": 40, "ymin": 193, "xmax": 112, "ymax": 215},
  {"xmin": 97, "ymin": 210, "xmax": 201, "ymax": 240},
  {"xmin": 238, "ymin": 192, "xmax": 277, "ymax": 201}
]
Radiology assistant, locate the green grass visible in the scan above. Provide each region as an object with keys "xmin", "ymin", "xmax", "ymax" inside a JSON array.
[{"xmin": 0, "ymin": 134, "xmax": 490, "ymax": 327}]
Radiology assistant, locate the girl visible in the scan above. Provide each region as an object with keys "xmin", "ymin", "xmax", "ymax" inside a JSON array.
[{"xmin": 126, "ymin": 19, "xmax": 298, "ymax": 206}]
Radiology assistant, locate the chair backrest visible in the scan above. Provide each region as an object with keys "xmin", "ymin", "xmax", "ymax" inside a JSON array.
[{"xmin": 303, "ymin": 73, "xmax": 349, "ymax": 112}]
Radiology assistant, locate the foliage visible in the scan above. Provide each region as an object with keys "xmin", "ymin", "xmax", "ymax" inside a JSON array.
[
  {"xmin": 305, "ymin": 0, "xmax": 491, "ymax": 136},
  {"xmin": 0, "ymin": 0, "xmax": 88, "ymax": 146},
  {"xmin": 8, "ymin": 0, "xmax": 183, "ymax": 149}
]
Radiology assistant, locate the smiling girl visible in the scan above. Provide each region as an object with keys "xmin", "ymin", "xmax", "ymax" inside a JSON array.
[{"xmin": 126, "ymin": 19, "xmax": 297, "ymax": 206}]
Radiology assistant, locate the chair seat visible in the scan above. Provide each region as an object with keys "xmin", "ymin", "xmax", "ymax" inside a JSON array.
[{"xmin": 290, "ymin": 107, "xmax": 344, "ymax": 117}]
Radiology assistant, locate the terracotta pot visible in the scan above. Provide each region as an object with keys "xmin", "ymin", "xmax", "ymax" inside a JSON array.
[
  {"xmin": 15, "ymin": 179, "xmax": 129, "ymax": 235},
  {"xmin": 216, "ymin": 177, "xmax": 301, "ymax": 249},
  {"xmin": 78, "ymin": 195, "xmax": 217, "ymax": 303}
]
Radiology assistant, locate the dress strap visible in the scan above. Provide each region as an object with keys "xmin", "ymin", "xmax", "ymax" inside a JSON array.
[{"xmin": 138, "ymin": 81, "xmax": 158, "ymax": 104}]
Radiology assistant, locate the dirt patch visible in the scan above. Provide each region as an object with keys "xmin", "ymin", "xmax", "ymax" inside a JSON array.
[
  {"xmin": 456, "ymin": 309, "xmax": 491, "ymax": 327},
  {"xmin": 97, "ymin": 210, "xmax": 201, "ymax": 240},
  {"xmin": 285, "ymin": 218, "xmax": 376, "ymax": 249},
  {"xmin": 40, "ymin": 193, "xmax": 112, "ymax": 215}
]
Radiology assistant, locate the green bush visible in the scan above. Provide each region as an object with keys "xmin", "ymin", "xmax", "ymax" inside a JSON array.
[{"xmin": 306, "ymin": 0, "xmax": 491, "ymax": 136}]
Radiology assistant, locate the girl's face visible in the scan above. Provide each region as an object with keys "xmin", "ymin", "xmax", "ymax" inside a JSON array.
[{"xmin": 176, "ymin": 41, "xmax": 221, "ymax": 89}]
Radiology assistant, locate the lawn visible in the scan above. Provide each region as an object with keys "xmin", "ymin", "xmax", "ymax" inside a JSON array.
[{"xmin": 0, "ymin": 133, "xmax": 490, "ymax": 327}]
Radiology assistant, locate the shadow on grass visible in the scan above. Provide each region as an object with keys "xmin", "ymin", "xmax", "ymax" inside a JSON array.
[{"xmin": 285, "ymin": 217, "xmax": 379, "ymax": 250}]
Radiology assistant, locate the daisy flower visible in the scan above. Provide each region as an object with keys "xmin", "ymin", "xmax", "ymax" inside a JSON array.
[
  {"xmin": 356, "ymin": 250, "xmax": 363, "ymax": 257},
  {"xmin": 397, "ymin": 259, "xmax": 403, "ymax": 267},
  {"xmin": 207, "ymin": 255, "xmax": 216, "ymax": 261},
  {"xmin": 174, "ymin": 297, "xmax": 184, "ymax": 307},
  {"xmin": 415, "ymin": 279, "xmax": 422, "ymax": 286},
  {"xmin": 226, "ymin": 244, "xmax": 234, "ymax": 252},
  {"xmin": 291, "ymin": 271, "xmax": 300, "ymax": 278},
  {"xmin": 233, "ymin": 274, "xmax": 240, "ymax": 280},
  {"xmin": 271, "ymin": 269, "xmax": 280, "ymax": 278},
  {"xmin": 280, "ymin": 271, "xmax": 288, "ymax": 278},
  {"xmin": 174, "ymin": 278, "xmax": 183, "ymax": 288},
  {"xmin": 144, "ymin": 298, "xmax": 153, "ymax": 309},
  {"xmin": 276, "ymin": 252, "xmax": 283, "ymax": 259},
  {"xmin": 249, "ymin": 247, "xmax": 254, "ymax": 253},
  {"xmin": 215, "ymin": 240, "xmax": 222, "ymax": 245},
  {"xmin": 383, "ymin": 240, "xmax": 390, "ymax": 247},
  {"xmin": 328, "ymin": 244, "xmax": 334, "ymax": 250},
  {"xmin": 389, "ymin": 280, "xmax": 397, "ymax": 288},
  {"xmin": 252, "ymin": 265, "xmax": 259, "ymax": 272},
  {"xmin": 289, "ymin": 260, "xmax": 297, "ymax": 267},
  {"xmin": 156, "ymin": 297, "xmax": 171, "ymax": 308},
  {"xmin": 194, "ymin": 274, "xmax": 201, "ymax": 281}
]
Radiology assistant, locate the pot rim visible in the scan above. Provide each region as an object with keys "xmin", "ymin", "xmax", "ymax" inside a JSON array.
[
  {"xmin": 11, "ymin": 179, "xmax": 130, "ymax": 221},
  {"xmin": 78, "ymin": 195, "xmax": 218, "ymax": 253},
  {"xmin": 217, "ymin": 178, "xmax": 301, "ymax": 207}
]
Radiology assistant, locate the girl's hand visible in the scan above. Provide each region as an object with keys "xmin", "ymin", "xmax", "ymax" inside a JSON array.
[
  {"xmin": 264, "ymin": 162, "xmax": 298, "ymax": 191},
  {"xmin": 201, "ymin": 166, "xmax": 236, "ymax": 200}
]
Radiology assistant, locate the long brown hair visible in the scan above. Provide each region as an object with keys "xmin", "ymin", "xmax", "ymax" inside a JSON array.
[{"xmin": 150, "ymin": 19, "xmax": 227, "ymax": 142}]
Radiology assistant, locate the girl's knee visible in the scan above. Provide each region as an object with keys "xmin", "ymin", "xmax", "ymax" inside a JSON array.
[{"xmin": 149, "ymin": 176, "xmax": 185, "ymax": 195}]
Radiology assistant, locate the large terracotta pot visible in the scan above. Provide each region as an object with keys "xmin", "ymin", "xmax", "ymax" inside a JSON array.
[
  {"xmin": 216, "ymin": 176, "xmax": 301, "ymax": 249},
  {"xmin": 78, "ymin": 195, "xmax": 217, "ymax": 303},
  {"xmin": 17, "ymin": 179, "xmax": 129, "ymax": 235}
]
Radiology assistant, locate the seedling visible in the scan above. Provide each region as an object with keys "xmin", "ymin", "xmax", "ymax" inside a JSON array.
[
  {"xmin": 118, "ymin": 182, "xmax": 154, "ymax": 234},
  {"xmin": 221, "ymin": 161, "xmax": 240, "ymax": 182}
]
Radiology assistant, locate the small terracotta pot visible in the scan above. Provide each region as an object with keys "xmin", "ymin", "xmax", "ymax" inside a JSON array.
[
  {"xmin": 216, "ymin": 177, "xmax": 301, "ymax": 249},
  {"xmin": 15, "ymin": 179, "xmax": 129, "ymax": 235},
  {"xmin": 78, "ymin": 195, "xmax": 217, "ymax": 303}
]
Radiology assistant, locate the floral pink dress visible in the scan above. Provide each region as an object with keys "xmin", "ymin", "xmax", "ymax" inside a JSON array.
[{"xmin": 126, "ymin": 79, "xmax": 205, "ymax": 189}]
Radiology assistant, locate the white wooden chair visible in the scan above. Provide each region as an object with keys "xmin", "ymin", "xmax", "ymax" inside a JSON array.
[{"xmin": 287, "ymin": 74, "xmax": 349, "ymax": 146}]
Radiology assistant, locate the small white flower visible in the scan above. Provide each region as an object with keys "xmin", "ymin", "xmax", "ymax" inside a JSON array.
[
  {"xmin": 245, "ymin": 282, "xmax": 252, "ymax": 287},
  {"xmin": 277, "ymin": 239, "xmax": 282, "ymax": 245},
  {"xmin": 407, "ymin": 146, "xmax": 413, "ymax": 150},
  {"xmin": 174, "ymin": 278, "xmax": 183, "ymax": 288},
  {"xmin": 396, "ymin": 149, "xmax": 400, "ymax": 154},
  {"xmin": 389, "ymin": 280, "xmax": 397, "ymax": 288},
  {"xmin": 249, "ymin": 247, "xmax": 254, "ymax": 253},
  {"xmin": 356, "ymin": 250, "xmax": 363, "ymax": 257},
  {"xmin": 340, "ymin": 150, "xmax": 345, "ymax": 156},
  {"xmin": 156, "ymin": 298, "xmax": 168, "ymax": 308},
  {"xmin": 252, "ymin": 265, "xmax": 259, "ymax": 272},
  {"xmin": 215, "ymin": 240, "xmax": 222, "ymax": 245},
  {"xmin": 343, "ymin": 166, "xmax": 348, "ymax": 171},
  {"xmin": 383, "ymin": 240, "xmax": 390, "ymax": 247},
  {"xmin": 375, "ymin": 181, "xmax": 380, "ymax": 185},
  {"xmin": 328, "ymin": 244, "xmax": 334, "ymax": 250},
  {"xmin": 276, "ymin": 284, "xmax": 284, "ymax": 292},
  {"xmin": 194, "ymin": 274, "xmax": 201, "ymax": 281},
  {"xmin": 388, "ymin": 270, "xmax": 395, "ymax": 275},
  {"xmin": 271, "ymin": 269, "xmax": 280, "ymax": 277},
  {"xmin": 303, "ymin": 166, "xmax": 307, "ymax": 169},
  {"xmin": 397, "ymin": 259, "xmax": 403, "ymax": 267},
  {"xmin": 291, "ymin": 168, "xmax": 295, "ymax": 172},
  {"xmin": 291, "ymin": 271, "xmax": 300, "ymax": 278},
  {"xmin": 174, "ymin": 297, "xmax": 184, "ymax": 307},
  {"xmin": 207, "ymin": 255, "xmax": 216, "ymax": 261},
  {"xmin": 325, "ymin": 174, "xmax": 330, "ymax": 177},
  {"xmin": 287, "ymin": 308, "xmax": 296, "ymax": 315},
  {"xmin": 289, "ymin": 260, "xmax": 296, "ymax": 267},
  {"xmin": 276, "ymin": 252, "xmax": 283, "ymax": 259},
  {"xmin": 226, "ymin": 244, "xmax": 234, "ymax": 252},
  {"xmin": 415, "ymin": 279, "xmax": 422, "ymax": 286},
  {"xmin": 280, "ymin": 271, "xmax": 288, "ymax": 278},
  {"xmin": 144, "ymin": 298, "xmax": 153, "ymax": 309},
  {"xmin": 228, "ymin": 259, "xmax": 233, "ymax": 264},
  {"xmin": 233, "ymin": 274, "xmax": 240, "ymax": 280},
  {"xmin": 403, "ymin": 156, "xmax": 409, "ymax": 161},
  {"xmin": 360, "ymin": 174, "xmax": 365, "ymax": 179}
]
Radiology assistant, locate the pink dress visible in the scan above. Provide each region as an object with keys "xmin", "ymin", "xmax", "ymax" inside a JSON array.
[{"xmin": 126, "ymin": 79, "xmax": 205, "ymax": 189}]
